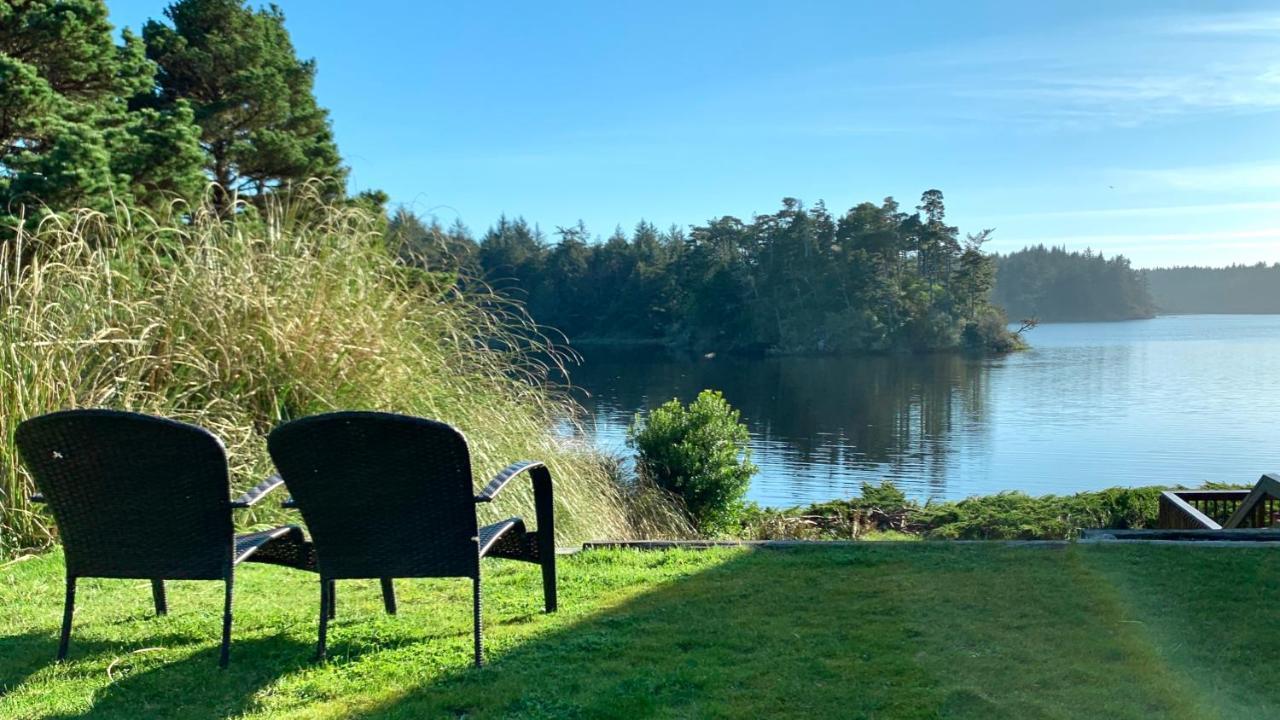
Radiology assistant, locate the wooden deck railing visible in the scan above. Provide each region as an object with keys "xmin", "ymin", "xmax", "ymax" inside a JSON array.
[
  {"xmin": 1225, "ymin": 494, "xmax": 1280, "ymax": 528},
  {"xmin": 1158, "ymin": 490, "xmax": 1248, "ymax": 529},
  {"xmin": 1157, "ymin": 475, "xmax": 1280, "ymax": 530},
  {"xmin": 1223, "ymin": 474, "xmax": 1280, "ymax": 529},
  {"xmin": 1158, "ymin": 491, "xmax": 1232, "ymax": 529}
]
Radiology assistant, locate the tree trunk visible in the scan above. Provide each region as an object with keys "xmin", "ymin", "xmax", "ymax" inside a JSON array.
[{"xmin": 212, "ymin": 147, "xmax": 234, "ymax": 215}]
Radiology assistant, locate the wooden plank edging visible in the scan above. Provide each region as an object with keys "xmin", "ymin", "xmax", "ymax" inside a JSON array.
[
  {"xmin": 580, "ymin": 539, "xmax": 1070, "ymax": 550},
  {"xmin": 578, "ymin": 535, "xmax": 1280, "ymax": 551},
  {"xmin": 1082, "ymin": 527, "xmax": 1280, "ymax": 541}
]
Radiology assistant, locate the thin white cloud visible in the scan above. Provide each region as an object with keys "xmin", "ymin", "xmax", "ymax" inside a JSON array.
[
  {"xmin": 1012, "ymin": 67, "xmax": 1280, "ymax": 111},
  {"xmin": 1024, "ymin": 227, "xmax": 1280, "ymax": 248},
  {"xmin": 1159, "ymin": 12, "xmax": 1280, "ymax": 36},
  {"xmin": 952, "ymin": 63, "xmax": 1280, "ymax": 129},
  {"xmin": 720, "ymin": 8, "xmax": 1280, "ymax": 135},
  {"xmin": 992, "ymin": 200, "xmax": 1280, "ymax": 221},
  {"xmin": 1116, "ymin": 162, "xmax": 1280, "ymax": 192},
  {"xmin": 881, "ymin": 9, "xmax": 1280, "ymax": 129}
]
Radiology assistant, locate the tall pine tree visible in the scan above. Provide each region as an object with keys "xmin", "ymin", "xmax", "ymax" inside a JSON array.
[
  {"xmin": 0, "ymin": 0, "xmax": 204, "ymax": 223},
  {"xmin": 143, "ymin": 0, "xmax": 345, "ymax": 209}
]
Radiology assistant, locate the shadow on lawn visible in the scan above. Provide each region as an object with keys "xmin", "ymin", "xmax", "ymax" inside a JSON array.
[
  {"xmin": 0, "ymin": 628, "xmax": 222, "ymax": 693},
  {"xmin": 351, "ymin": 548, "xmax": 956, "ymax": 719},
  {"xmin": 0, "ymin": 629, "xmax": 69, "ymax": 695},
  {"xmin": 39, "ymin": 635, "xmax": 311, "ymax": 720},
  {"xmin": 345, "ymin": 545, "xmax": 1280, "ymax": 720},
  {"xmin": 0, "ymin": 608, "xmax": 313, "ymax": 719}
]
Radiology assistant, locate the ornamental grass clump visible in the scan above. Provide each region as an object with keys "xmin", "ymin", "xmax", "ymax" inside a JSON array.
[
  {"xmin": 627, "ymin": 390, "xmax": 757, "ymax": 535},
  {"xmin": 0, "ymin": 188, "xmax": 688, "ymax": 554}
]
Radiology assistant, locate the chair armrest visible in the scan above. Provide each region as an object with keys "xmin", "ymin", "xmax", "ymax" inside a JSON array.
[
  {"xmin": 478, "ymin": 461, "xmax": 556, "ymax": 564},
  {"xmin": 30, "ymin": 493, "xmax": 45, "ymax": 503},
  {"xmin": 476, "ymin": 461, "xmax": 546, "ymax": 503},
  {"xmin": 230, "ymin": 474, "xmax": 285, "ymax": 508}
]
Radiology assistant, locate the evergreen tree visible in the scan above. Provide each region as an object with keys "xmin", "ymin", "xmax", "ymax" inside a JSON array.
[
  {"xmin": 478, "ymin": 215, "xmax": 546, "ymax": 298},
  {"xmin": 954, "ymin": 230, "xmax": 996, "ymax": 320},
  {"xmin": 386, "ymin": 207, "xmax": 476, "ymax": 270},
  {"xmin": 143, "ymin": 0, "xmax": 345, "ymax": 209},
  {"xmin": 0, "ymin": 0, "xmax": 204, "ymax": 223}
]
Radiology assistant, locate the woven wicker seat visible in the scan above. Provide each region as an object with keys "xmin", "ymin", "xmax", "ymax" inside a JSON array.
[
  {"xmin": 267, "ymin": 411, "xmax": 557, "ymax": 666},
  {"xmin": 15, "ymin": 409, "xmax": 311, "ymax": 667}
]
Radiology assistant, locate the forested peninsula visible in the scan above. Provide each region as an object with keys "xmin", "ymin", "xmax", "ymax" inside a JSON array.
[{"xmin": 393, "ymin": 192, "xmax": 1022, "ymax": 356}]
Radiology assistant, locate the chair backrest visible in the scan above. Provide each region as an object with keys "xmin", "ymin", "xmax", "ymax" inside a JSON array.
[
  {"xmin": 267, "ymin": 411, "xmax": 480, "ymax": 579},
  {"xmin": 15, "ymin": 409, "xmax": 233, "ymax": 580}
]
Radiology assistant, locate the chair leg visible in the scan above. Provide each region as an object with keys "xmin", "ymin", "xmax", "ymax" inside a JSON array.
[
  {"xmin": 328, "ymin": 580, "xmax": 336, "ymax": 620},
  {"xmin": 57, "ymin": 575, "xmax": 76, "ymax": 661},
  {"xmin": 380, "ymin": 578, "xmax": 397, "ymax": 615},
  {"xmin": 316, "ymin": 579, "xmax": 330, "ymax": 662},
  {"xmin": 219, "ymin": 576, "xmax": 233, "ymax": 668},
  {"xmin": 532, "ymin": 467, "xmax": 557, "ymax": 614},
  {"xmin": 541, "ymin": 553, "xmax": 557, "ymax": 614},
  {"xmin": 472, "ymin": 575, "xmax": 483, "ymax": 668},
  {"xmin": 151, "ymin": 579, "xmax": 168, "ymax": 617}
]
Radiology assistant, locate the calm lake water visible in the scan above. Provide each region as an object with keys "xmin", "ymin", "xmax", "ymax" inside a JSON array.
[{"xmin": 562, "ymin": 315, "xmax": 1280, "ymax": 507}]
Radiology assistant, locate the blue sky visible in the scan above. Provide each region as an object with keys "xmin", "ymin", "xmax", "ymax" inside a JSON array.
[{"xmin": 106, "ymin": 1, "xmax": 1280, "ymax": 267}]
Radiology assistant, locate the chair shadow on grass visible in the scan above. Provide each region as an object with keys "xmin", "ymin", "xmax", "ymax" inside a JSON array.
[
  {"xmin": 0, "ymin": 629, "xmax": 74, "ymax": 696},
  {"xmin": 39, "ymin": 635, "xmax": 311, "ymax": 720},
  {"xmin": 0, "ymin": 615, "xmax": 314, "ymax": 720},
  {"xmin": 0, "ymin": 629, "xmax": 221, "ymax": 695}
]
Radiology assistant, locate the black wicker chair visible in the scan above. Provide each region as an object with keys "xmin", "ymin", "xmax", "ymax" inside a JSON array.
[
  {"xmin": 266, "ymin": 411, "xmax": 557, "ymax": 666},
  {"xmin": 14, "ymin": 409, "xmax": 310, "ymax": 667}
]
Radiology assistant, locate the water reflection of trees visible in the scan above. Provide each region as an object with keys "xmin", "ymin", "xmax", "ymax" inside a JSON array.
[{"xmin": 565, "ymin": 351, "xmax": 992, "ymax": 497}]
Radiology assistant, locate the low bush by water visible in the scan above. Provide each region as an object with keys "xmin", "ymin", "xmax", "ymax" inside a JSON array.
[
  {"xmin": 627, "ymin": 390, "xmax": 757, "ymax": 535},
  {"xmin": 741, "ymin": 482, "xmax": 1235, "ymax": 541}
]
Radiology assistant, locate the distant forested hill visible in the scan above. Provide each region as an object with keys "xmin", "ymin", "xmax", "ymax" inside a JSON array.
[
  {"xmin": 992, "ymin": 246, "xmax": 1155, "ymax": 322},
  {"xmin": 1144, "ymin": 264, "xmax": 1280, "ymax": 314}
]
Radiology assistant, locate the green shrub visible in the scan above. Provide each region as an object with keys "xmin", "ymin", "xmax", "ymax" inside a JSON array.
[
  {"xmin": 963, "ymin": 307, "xmax": 1026, "ymax": 353},
  {"xmin": 914, "ymin": 486, "xmax": 1167, "ymax": 540},
  {"xmin": 856, "ymin": 481, "xmax": 908, "ymax": 509},
  {"xmin": 628, "ymin": 390, "xmax": 757, "ymax": 535},
  {"xmin": 915, "ymin": 492, "xmax": 1072, "ymax": 540},
  {"xmin": 742, "ymin": 483, "xmax": 1182, "ymax": 541}
]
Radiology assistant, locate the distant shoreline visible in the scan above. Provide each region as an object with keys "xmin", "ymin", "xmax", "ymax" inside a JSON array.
[
  {"xmin": 562, "ymin": 336, "xmax": 1026, "ymax": 358},
  {"xmin": 564, "ymin": 313, "xmax": 1280, "ymax": 353},
  {"xmin": 1009, "ymin": 312, "xmax": 1280, "ymax": 326}
]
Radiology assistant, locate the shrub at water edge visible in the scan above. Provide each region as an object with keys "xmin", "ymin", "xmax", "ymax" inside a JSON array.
[
  {"xmin": 742, "ymin": 482, "xmax": 1179, "ymax": 541},
  {"xmin": 628, "ymin": 390, "xmax": 758, "ymax": 535}
]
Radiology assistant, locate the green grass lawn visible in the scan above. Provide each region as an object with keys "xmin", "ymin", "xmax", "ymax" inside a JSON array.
[{"xmin": 2, "ymin": 544, "xmax": 1278, "ymax": 719}]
